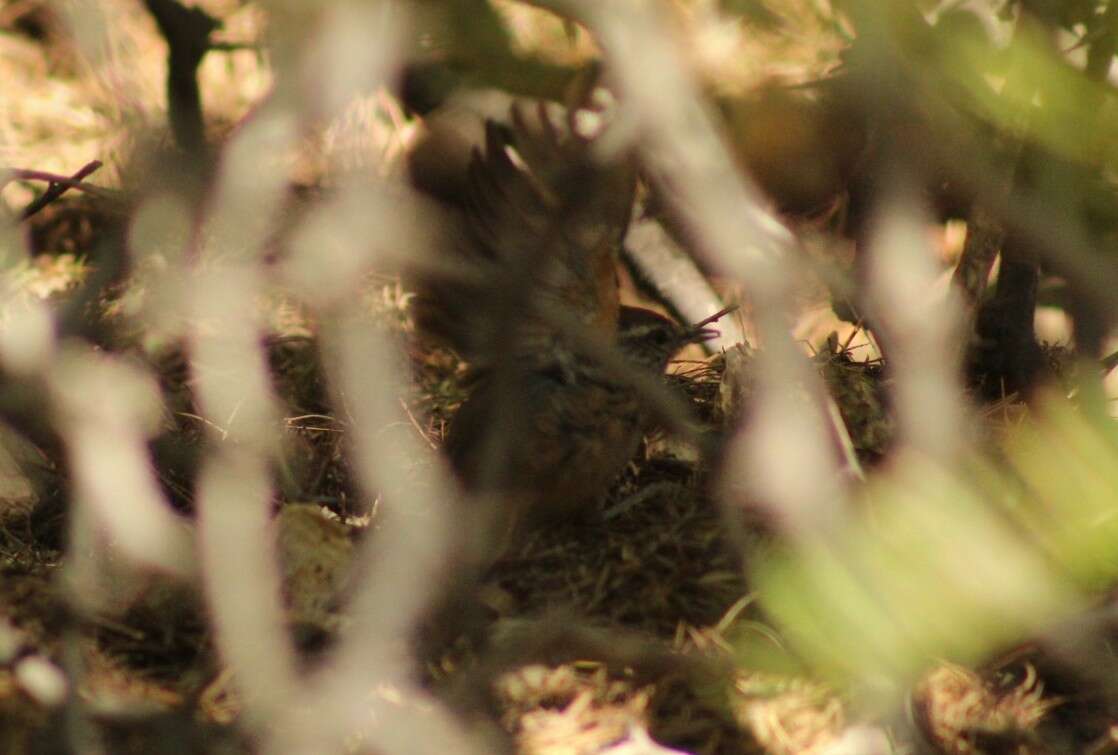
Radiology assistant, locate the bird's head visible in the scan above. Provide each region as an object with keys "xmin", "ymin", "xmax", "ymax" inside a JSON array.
[{"xmin": 616, "ymin": 305, "xmax": 735, "ymax": 371}]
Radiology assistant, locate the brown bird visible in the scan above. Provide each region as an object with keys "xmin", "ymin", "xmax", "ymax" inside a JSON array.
[
  {"xmin": 445, "ymin": 304, "xmax": 729, "ymax": 545},
  {"xmin": 409, "ymin": 94, "xmax": 732, "ymax": 655},
  {"xmin": 410, "ymin": 94, "xmax": 738, "ymax": 534}
]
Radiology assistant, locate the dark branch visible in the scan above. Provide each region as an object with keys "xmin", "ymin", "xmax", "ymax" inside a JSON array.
[
  {"xmin": 14, "ymin": 160, "xmax": 105, "ymax": 220},
  {"xmin": 143, "ymin": 0, "xmax": 221, "ymax": 157}
]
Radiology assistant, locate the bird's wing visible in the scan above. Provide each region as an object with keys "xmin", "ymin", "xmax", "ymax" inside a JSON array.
[{"xmin": 411, "ymin": 99, "xmax": 636, "ymax": 364}]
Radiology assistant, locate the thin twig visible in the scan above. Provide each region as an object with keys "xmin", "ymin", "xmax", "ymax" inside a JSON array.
[
  {"xmin": 399, "ymin": 397, "xmax": 438, "ymax": 450},
  {"xmin": 1100, "ymin": 350, "xmax": 1118, "ymax": 374},
  {"xmin": 209, "ymin": 40, "xmax": 259, "ymax": 53},
  {"xmin": 12, "ymin": 160, "xmax": 106, "ymax": 220}
]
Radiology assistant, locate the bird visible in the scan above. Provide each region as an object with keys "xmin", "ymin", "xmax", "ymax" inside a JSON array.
[
  {"xmin": 407, "ymin": 92, "xmax": 733, "ymax": 656},
  {"xmin": 444, "ymin": 304, "xmax": 730, "ymax": 545},
  {"xmin": 411, "ymin": 301, "xmax": 729, "ymax": 660},
  {"xmin": 410, "ymin": 94, "xmax": 737, "ymax": 529}
]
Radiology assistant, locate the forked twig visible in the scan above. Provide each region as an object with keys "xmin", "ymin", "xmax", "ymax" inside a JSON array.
[{"xmin": 9, "ymin": 160, "xmax": 106, "ymax": 220}]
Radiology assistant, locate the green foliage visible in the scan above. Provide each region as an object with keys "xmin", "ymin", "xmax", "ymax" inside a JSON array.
[{"xmin": 751, "ymin": 395, "xmax": 1118, "ymax": 695}]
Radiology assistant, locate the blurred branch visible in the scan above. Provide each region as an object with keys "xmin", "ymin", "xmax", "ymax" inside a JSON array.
[
  {"xmin": 290, "ymin": 314, "xmax": 483, "ymax": 754},
  {"xmin": 864, "ymin": 176, "xmax": 966, "ymax": 460},
  {"xmin": 274, "ymin": 169, "xmax": 483, "ymax": 755},
  {"xmin": 49, "ymin": 348, "xmax": 198, "ymax": 584},
  {"xmin": 195, "ymin": 450, "xmax": 299, "ymax": 723},
  {"xmin": 159, "ymin": 43, "xmax": 309, "ymax": 727},
  {"xmin": 251, "ymin": 5, "xmax": 481, "ymax": 750},
  {"xmin": 0, "ymin": 314, "xmax": 197, "ymax": 591},
  {"xmin": 187, "ymin": 259, "xmax": 298, "ymax": 729},
  {"xmin": 531, "ymin": 0, "xmax": 848, "ymax": 535}
]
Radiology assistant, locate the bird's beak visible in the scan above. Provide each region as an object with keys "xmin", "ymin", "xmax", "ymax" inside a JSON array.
[{"xmin": 685, "ymin": 304, "xmax": 738, "ymax": 344}]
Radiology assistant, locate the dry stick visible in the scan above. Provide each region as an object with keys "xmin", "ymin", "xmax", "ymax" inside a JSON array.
[
  {"xmin": 1101, "ymin": 350, "xmax": 1118, "ymax": 373},
  {"xmin": 14, "ymin": 160, "xmax": 104, "ymax": 220},
  {"xmin": 208, "ymin": 39, "xmax": 259, "ymax": 53},
  {"xmin": 624, "ymin": 212, "xmax": 745, "ymax": 352}
]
